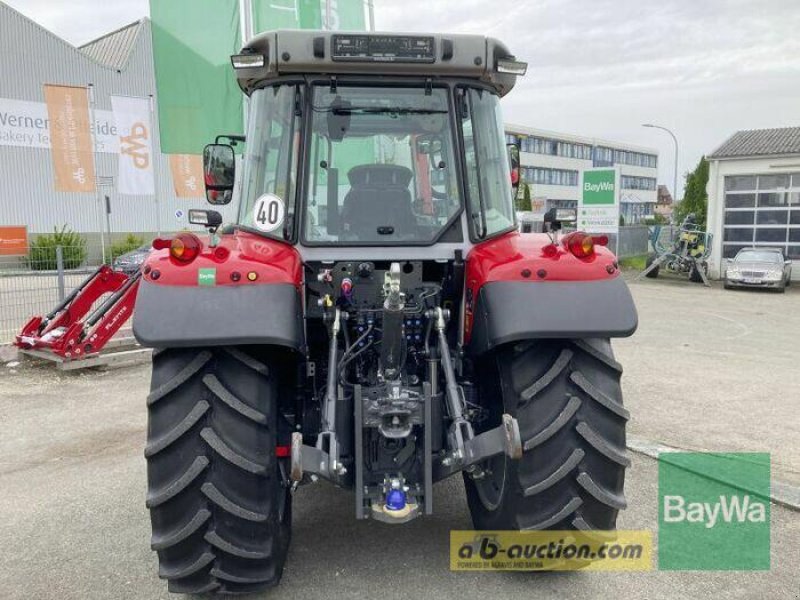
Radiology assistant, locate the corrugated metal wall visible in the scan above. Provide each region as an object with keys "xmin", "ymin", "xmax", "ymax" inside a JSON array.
[{"xmin": 0, "ymin": 4, "xmax": 239, "ymax": 235}]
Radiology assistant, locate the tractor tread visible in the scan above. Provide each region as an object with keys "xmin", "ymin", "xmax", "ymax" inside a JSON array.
[
  {"xmin": 465, "ymin": 339, "xmax": 628, "ymax": 536},
  {"xmin": 158, "ymin": 551, "xmax": 216, "ymax": 580},
  {"xmin": 576, "ymin": 471, "xmax": 627, "ymax": 510},
  {"xmin": 200, "ymin": 427, "xmax": 269, "ymax": 475},
  {"xmin": 203, "ymin": 374, "xmax": 268, "ymax": 425},
  {"xmin": 519, "ymin": 497, "xmax": 583, "ymax": 530},
  {"xmin": 571, "ymin": 517, "xmax": 617, "ymax": 541},
  {"xmin": 569, "ymin": 371, "xmax": 630, "ymax": 420},
  {"xmin": 147, "ymin": 351, "xmax": 212, "ymax": 405},
  {"xmin": 146, "ymin": 456, "xmax": 209, "ymax": 508},
  {"xmin": 521, "ymin": 348, "xmax": 573, "ymax": 401},
  {"xmin": 523, "ymin": 448, "xmax": 584, "ymax": 496},
  {"xmin": 205, "ymin": 530, "xmax": 273, "ymax": 559},
  {"xmin": 167, "ymin": 580, "xmax": 220, "ymax": 594},
  {"xmin": 571, "ymin": 339, "xmax": 623, "ymax": 373},
  {"xmin": 150, "ymin": 508, "xmax": 211, "ymax": 551},
  {"xmin": 223, "ymin": 347, "xmax": 270, "ymax": 376},
  {"xmin": 146, "ymin": 347, "xmax": 290, "ymax": 595},
  {"xmin": 523, "ymin": 395, "xmax": 582, "ymax": 451},
  {"xmin": 201, "ymin": 482, "xmax": 268, "ymax": 522},
  {"xmin": 144, "ymin": 400, "xmax": 209, "ymax": 457},
  {"xmin": 210, "ymin": 566, "xmax": 276, "ymax": 585},
  {"xmin": 576, "ymin": 421, "xmax": 631, "ymax": 467}
]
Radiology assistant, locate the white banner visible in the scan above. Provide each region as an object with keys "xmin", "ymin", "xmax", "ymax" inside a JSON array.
[
  {"xmin": 0, "ymin": 97, "xmax": 118, "ymax": 152},
  {"xmin": 111, "ymin": 96, "xmax": 155, "ymax": 196}
]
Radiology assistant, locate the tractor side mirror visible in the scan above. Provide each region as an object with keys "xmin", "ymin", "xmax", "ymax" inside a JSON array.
[
  {"xmin": 507, "ymin": 143, "xmax": 521, "ymax": 200},
  {"xmin": 203, "ymin": 143, "xmax": 235, "ymax": 205}
]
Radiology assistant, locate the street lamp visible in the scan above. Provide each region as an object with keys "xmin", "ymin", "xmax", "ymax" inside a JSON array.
[{"xmin": 642, "ymin": 123, "xmax": 679, "ymax": 204}]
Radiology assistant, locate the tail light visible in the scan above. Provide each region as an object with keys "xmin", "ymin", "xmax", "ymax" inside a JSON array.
[
  {"xmin": 563, "ymin": 232, "xmax": 608, "ymax": 258},
  {"xmin": 152, "ymin": 233, "xmax": 202, "ymax": 264}
]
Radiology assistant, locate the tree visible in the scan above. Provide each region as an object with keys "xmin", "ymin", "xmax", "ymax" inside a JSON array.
[
  {"xmin": 675, "ymin": 156, "xmax": 709, "ymax": 229},
  {"xmin": 516, "ymin": 183, "xmax": 532, "ymax": 211}
]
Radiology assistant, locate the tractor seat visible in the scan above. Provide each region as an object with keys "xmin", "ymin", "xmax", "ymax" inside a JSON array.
[{"xmin": 341, "ymin": 165, "xmax": 417, "ymax": 238}]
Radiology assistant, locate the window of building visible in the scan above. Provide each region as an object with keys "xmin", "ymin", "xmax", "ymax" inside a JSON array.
[
  {"xmin": 725, "ymin": 175, "xmax": 756, "ymax": 191},
  {"xmin": 722, "ymin": 172, "xmax": 800, "ymax": 259},
  {"xmin": 724, "ymin": 211, "xmax": 754, "ymax": 225},
  {"xmin": 521, "ymin": 166, "xmax": 578, "ymax": 187},
  {"xmin": 609, "ymin": 148, "xmax": 657, "ymax": 168},
  {"xmin": 758, "ymin": 174, "xmax": 790, "ymax": 190},
  {"xmin": 621, "ymin": 175, "xmax": 657, "ymax": 191}
]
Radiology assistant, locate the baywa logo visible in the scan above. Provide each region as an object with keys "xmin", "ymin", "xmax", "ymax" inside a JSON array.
[
  {"xmin": 584, "ymin": 181, "xmax": 614, "ymax": 193},
  {"xmin": 658, "ymin": 452, "xmax": 770, "ymax": 570},
  {"xmin": 663, "ymin": 494, "xmax": 766, "ymax": 528}
]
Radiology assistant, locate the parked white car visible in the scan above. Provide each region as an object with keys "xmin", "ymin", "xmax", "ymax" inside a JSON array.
[{"xmin": 724, "ymin": 248, "xmax": 792, "ymax": 293}]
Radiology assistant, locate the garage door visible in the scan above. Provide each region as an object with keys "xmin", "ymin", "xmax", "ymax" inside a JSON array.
[{"xmin": 722, "ymin": 173, "xmax": 800, "ymax": 260}]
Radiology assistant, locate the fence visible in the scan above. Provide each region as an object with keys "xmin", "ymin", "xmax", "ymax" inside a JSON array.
[
  {"xmin": 0, "ymin": 242, "xmax": 142, "ymax": 344},
  {"xmin": 614, "ymin": 225, "xmax": 650, "ymax": 258}
]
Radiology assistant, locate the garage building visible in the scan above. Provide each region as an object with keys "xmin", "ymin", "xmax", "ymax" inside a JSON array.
[{"xmin": 706, "ymin": 127, "xmax": 800, "ymax": 279}]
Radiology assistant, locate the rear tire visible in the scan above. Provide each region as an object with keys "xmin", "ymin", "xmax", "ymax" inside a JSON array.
[
  {"xmin": 146, "ymin": 347, "xmax": 291, "ymax": 595},
  {"xmin": 644, "ymin": 255, "xmax": 659, "ymax": 278},
  {"xmin": 465, "ymin": 339, "xmax": 628, "ymax": 532}
]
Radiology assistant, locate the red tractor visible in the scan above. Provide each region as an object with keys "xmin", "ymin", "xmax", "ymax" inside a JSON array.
[{"xmin": 133, "ymin": 30, "xmax": 637, "ymax": 595}]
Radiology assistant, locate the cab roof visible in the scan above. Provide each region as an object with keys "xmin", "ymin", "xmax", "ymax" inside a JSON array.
[{"xmin": 233, "ymin": 30, "xmax": 524, "ymax": 97}]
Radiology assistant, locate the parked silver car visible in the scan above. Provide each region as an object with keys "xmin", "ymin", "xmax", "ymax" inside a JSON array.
[{"xmin": 724, "ymin": 248, "xmax": 792, "ymax": 292}]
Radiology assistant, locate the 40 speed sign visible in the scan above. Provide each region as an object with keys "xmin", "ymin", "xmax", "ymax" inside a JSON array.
[{"xmin": 252, "ymin": 193, "xmax": 286, "ymax": 233}]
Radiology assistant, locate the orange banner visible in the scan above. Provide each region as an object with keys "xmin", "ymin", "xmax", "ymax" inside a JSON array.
[
  {"xmin": 0, "ymin": 226, "xmax": 28, "ymax": 256},
  {"xmin": 43, "ymin": 84, "xmax": 96, "ymax": 192},
  {"xmin": 169, "ymin": 154, "xmax": 204, "ymax": 198}
]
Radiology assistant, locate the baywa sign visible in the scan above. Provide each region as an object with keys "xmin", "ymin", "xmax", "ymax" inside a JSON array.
[{"xmin": 658, "ymin": 452, "xmax": 770, "ymax": 571}]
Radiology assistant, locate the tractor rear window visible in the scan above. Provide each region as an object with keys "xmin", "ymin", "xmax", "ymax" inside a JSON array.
[{"xmin": 303, "ymin": 85, "xmax": 462, "ymax": 245}]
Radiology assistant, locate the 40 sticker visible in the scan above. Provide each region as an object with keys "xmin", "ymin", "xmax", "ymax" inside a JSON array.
[{"xmin": 252, "ymin": 193, "xmax": 285, "ymax": 233}]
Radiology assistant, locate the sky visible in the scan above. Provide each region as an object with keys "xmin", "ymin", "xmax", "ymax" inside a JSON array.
[{"xmin": 7, "ymin": 0, "xmax": 800, "ymax": 198}]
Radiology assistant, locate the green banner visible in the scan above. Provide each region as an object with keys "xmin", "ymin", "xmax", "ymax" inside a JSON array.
[
  {"xmin": 150, "ymin": 0, "xmax": 244, "ymax": 155},
  {"xmin": 253, "ymin": 0, "xmax": 303, "ymax": 30},
  {"xmin": 254, "ymin": 0, "xmax": 366, "ymax": 31},
  {"xmin": 151, "ymin": 0, "xmax": 367, "ymax": 155}
]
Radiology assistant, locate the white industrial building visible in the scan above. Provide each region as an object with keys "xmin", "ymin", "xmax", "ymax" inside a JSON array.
[
  {"xmin": 0, "ymin": 4, "xmax": 237, "ymax": 256},
  {"xmin": 505, "ymin": 124, "xmax": 659, "ymax": 224},
  {"xmin": 706, "ymin": 127, "xmax": 800, "ymax": 279}
]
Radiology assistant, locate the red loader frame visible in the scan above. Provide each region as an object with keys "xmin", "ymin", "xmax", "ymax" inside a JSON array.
[{"xmin": 15, "ymin": 265, "xmax": 140, "ymax": 360}]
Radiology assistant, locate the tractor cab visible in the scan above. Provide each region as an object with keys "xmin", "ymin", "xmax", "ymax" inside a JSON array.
[{"xmin": 202, "ymin": 30, "xmax": 527, "ymax": 256}]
